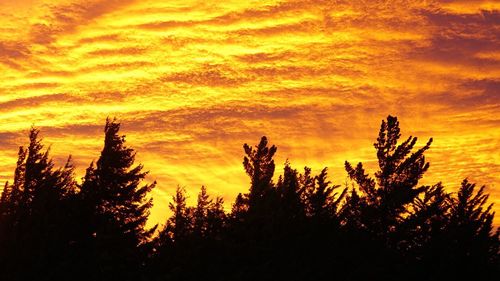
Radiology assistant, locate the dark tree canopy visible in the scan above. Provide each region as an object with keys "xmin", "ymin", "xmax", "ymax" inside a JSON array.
[
  {"xmin": 0, "ymin": 116, "xmax": 498, "ymax": 281},
  {"xmin": 242, "ymin": 136, "xmax": 277, "ymax": 211},
  {"xmin": 81, "ymin": 119, "xmax": 155, "ymax": 243},
  {"xmin": 345, "ymin": 115, "xmax": 432, "ymax": 237}
]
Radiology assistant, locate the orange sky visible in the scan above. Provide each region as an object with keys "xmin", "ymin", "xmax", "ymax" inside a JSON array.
[{"xmin": 0, "ymin": 0, "xmax": 499, "ymax": 226}]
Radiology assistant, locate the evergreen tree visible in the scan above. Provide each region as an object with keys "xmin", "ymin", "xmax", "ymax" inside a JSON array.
[
  {"xmin": 163, "ymin": 186, "xmax": 192, "ymax": 242},
  {"xmin": 0, "ymin": 128, "xmax": 77, "ymax": 280},
  {"xmin": 0, "ymin": 147, "xmax": 27, "ymax": 229},
  {"xmin": 193, "ymin": 185, "xmax": 212, "ymax": 237},
  {"xmin": 242, "ymin": 136, "xmax": 277, "ymax": 211},
  {"xmin": 345, "ymin": 115, "xmax": 432, "ymax": 237},
  {"xmin": 403, "ymin": 183, "xmax": 451, "ymax": 275},
  {"xmin": 304, "ymin": 167, "xmax": 347, "ymax": 221},
  {"xmin": 206, "ymin": 196, "xmax": 226, "ymax": 239},
  {"xmin": 445, "ymin": 179, "xmax": 500, "ymax": 275},
  {"xmin": 79, "ymin": 118, "xmax": 156, "ymax": 279},
  {"xmin": 276, "ymin": 161, "xmax": 305, "ymax": 220},
  {"xmin": 231, "ymin": 193, "xmax": 248, "ymax": 220}
]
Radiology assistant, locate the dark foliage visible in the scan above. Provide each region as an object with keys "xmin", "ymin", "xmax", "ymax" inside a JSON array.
[{"xmin": 0, "ymin": 116, "xmax": 498, "ymax": 281}]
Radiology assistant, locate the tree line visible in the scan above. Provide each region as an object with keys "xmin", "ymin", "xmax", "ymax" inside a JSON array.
[{"xmin": 0, "ymin": 116, "xmax": 498, "ymax": 280}]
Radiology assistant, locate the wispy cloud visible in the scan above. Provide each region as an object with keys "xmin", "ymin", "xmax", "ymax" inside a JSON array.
[{"xmin": 0, "ymin": 0, "xmax": 498, "ymax": 225}]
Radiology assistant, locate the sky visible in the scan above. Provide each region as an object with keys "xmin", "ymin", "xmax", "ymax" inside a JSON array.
[{"xmin": 0, "ymin": 0, "xmax": 498, "ymax": 226}]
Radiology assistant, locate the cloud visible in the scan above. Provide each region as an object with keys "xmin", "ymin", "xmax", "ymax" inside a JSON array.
[
  {"xmin": 0, "ymin": 41, "xmax": 31, "ymax": 69},
  {"xmin": 77, "ymin": 33, "xmax": 123, "ymax": 44},
  {"xmin": 30, "ymin": 0, "xmax": 139, "ymax": 45},
  {"xmin": 86, "ymin": 46, "xmax": 148, "ymax": 57},
  {"xmin": 410, "ymin": 9, "xmax": 500, "ymax": 67},
  {"xmin": 0, "ymin": 0, "xmax": 499, "ymax": 225},
  {"xmin": 160, "ymin": 65, "xmax": 249, "ymax": 87}
]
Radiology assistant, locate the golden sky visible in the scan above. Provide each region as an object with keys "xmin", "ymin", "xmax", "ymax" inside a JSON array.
[{"xmin": 0, "ymin": 0, "xmax": 499, "ymax": 226}]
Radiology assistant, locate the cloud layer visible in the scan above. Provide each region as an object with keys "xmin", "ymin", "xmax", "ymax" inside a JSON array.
[{"xmin": 0, "ymin": 0, "xmax": 499, "ymax": 225}]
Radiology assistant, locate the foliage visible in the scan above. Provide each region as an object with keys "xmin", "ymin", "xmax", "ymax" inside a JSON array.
[{"xmin": 0, "ymin": 116, "xmax": 498, "ymax": 281}]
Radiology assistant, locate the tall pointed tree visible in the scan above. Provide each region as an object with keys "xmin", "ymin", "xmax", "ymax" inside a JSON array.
[
  {"xmin": 345, "ymin": 115, "xmax": 432, "ymax": 237},
  {"xmin": 81, "ymin": 118, "xmax": 155, "ymax": 243},
  {"xmin": 276, "ymin": 161, "xmax": 305, "ymax": 220},
  {"xmin": 403, "ymin": 182, "xmax": 451, "ymax": 271},
  {"xmin": 242, "ymin": 136, "xmax": 277, "ymax": 211},
  {"xmin": 193, "ymin": 186, "xmax": 212, "ymax": 237},
  {"xmin": 163, "ymin": 186, "xmax": 192, "ymax": 242},
  {"xmin": 206, "ymin": 196, "xmax": 226, "ymax": 239},
  {"xmin": 446, "ymin": 179, "xmax": 500, "ymax": 273},
  {"xmin": 305, "ymin": 167, "xmax": 347, "ymax": 222},
  {"xmin": 0, "ymin": 128, "xmax": 77, "ymax": 280},
  {"xmin": 79, "ymin": 118, "xmax": 156, "ymax": 279}
]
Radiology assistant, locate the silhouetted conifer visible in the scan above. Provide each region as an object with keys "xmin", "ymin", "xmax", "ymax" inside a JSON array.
[
  {"xmin": 163, "ymin": 186, "xmax": 192, "ymax": 241},
  {"xmin": 0, "ymin": 117, "xmax": 498, "ymax": 281},
  {"xmin": 242, "ymin": 136, "xmax": 277, "ymax": 212},
  {"xmin": 304, "ymin": 167, "xmax": 347, "ymax": 221},
  {"xmin": 193, "ymin": 185, "xmax": 212, "ymax": 237},
  {"xmin": 79, "ymin": 118, "xmax": 156, "ymax": 280},
  {"xmin": 276, "ymin": 161, "xmax": 305, "ymax": 220},
  {"xmin": 206, "ymin": 195, "xmax": 226, "ymax": 239},
  {"xmin": 0, "ymin": 128, "xmax": 77, "ymax": 280},
  {"xmin": 345, "ymin": 115, "xmax": 432, "ymax": 239},
  {"xmin": 231, "ymin": 193, "xmax": 248, "ymax": 220},
  {"xmin": 444, "ymin": 179, "xmax": 500, "ymax": 276}
]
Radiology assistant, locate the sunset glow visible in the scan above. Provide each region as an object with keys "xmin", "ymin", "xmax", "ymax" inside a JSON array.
[{"xmin": 0, "ymin": 0, "xmax": 498, "ymax": 226}]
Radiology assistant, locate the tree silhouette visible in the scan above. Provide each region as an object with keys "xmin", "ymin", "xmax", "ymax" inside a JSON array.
[
  {"xmin": 162, "ymin": 185, "xmax": 191, "ymax": 241},
  {"xmin": 0, "ymin": 128, "xmax": 77, "ymax": 280},
  {"xmin": 444, "ymin": 179, "xmax": 500, "ymax": 277},
  {"xmin": 79, "ymin": 118, "xmax": 156, "ymax": 280},
  {"xmin": 276, "ymin": 161, "xmax": 305, "ymax": 220},
  {"xmin": 193, "ymin": 185, "xmax": 212, "ymax": 237},
  {"xmin": 304, "ymin": 167, "xmax": 347, "ymax": 222},
  {"xmin": 242, "ymin": 136, "xmax": 277, "ymax": 212},
  {"xmin": 345, "ymin": 115, "xmax": 432, "ymax": 239},
  {"xmin": 0, "ymin": 116, "xmax": 498, "ymax": 281},
  {"xmin": 205, "ymin": 195, "xmax": 225, "ymax": 239}
]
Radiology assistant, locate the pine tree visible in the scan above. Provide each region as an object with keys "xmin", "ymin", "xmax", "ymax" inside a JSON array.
[
  {"xmin": 242, "ymin": 136, "xmax": 277, "ymax": 211},
  {"xmin": 305, "ymin": 167, "xmax": 347, "ymax": 221},
  {"xmin": 345, "ymin": 115, "xmax": 432, "ymax": 237},
  {"xmin": 0, "ymin": 147, "xmax": 26, "ymax": 226},
  {"xmin": 82, "ymin": 118, "xmax": 155, "ymax": 241},
  {"xmin": 0, "ymin": 128, "xmax": 77, "ymax": 280},
  {"xmin": 193, "ymin": 186, "xmax": 212, "ymax": 237},
  {"xmin": 231, "ymin": 193, "xmax": 248, "ymax": 221},
  {"xmin": 206, "ymin": 196, "xmax": 226, "ymax": 239},
  {"xmin": 276, "ymin": 161, "xmax": 305, "ymax": 220},
  {"xmin": 445, "ymin": 179, "xmax": 500, "ymax": 275},
  {"xmin": 79, "ymin": 118, "xmax": 156, "ymax": 279},
  {"xmin": 403, "ymin": 182, "xmax": 451, "ymax": 274},
  {"xmin": 164, "ymin": 186, "xmax": 192, "ymax": 242}
]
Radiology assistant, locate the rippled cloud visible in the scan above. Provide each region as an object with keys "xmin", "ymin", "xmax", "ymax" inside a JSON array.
[{"xmin": 0, "ymin": 0, "xmax": 498, "ymax": 225}]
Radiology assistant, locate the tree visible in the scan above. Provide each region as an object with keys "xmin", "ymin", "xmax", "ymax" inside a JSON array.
[
  {"xmin": 304, "ymin": 167, "xmax": 347, "ymax": 222},
  {"xmin": 242, "ymin": 136, "xmax": 277, "ymax": 211},
  {"xmin": 345, "ymin": 115, "xmax": 432, "ymax": 237},
  {"xmin": 79, "ymin": 118, "xmax": 156, "ymax": 279},
  {"xmin": 206, "ymin": 196, "xmax": 226, "ymax": 239},
  {"xmin": 0, "ymin": 147, "xmax": 27, "ymax": 229},
  {"xmin": 193, "ymin": 186, "xmax": 212, "ymax": 237},
  {"xmin": 163, "ymin": 186, "xmax": 192, "ymax": 242},
  {"xmin": 0, "ymin": 128, "xmax": 77, "ymax": 280},
  {"xmin": 231, "ymin": 193, "xmax": 248, "ymax": 220},
  {"xmin": 445, "ymin": 179, "xmax": 500, "ymax": 275},
  {"xmin": 191, "ymin": 186, "xmax": 225, "ymax": 239},
  {"xmin": 403, "ymin": 183, "xmax": 451, "ymax": 275},
  {"xmin": 276, "ymin": 161, "xmax": 305, "ymax": 220}
]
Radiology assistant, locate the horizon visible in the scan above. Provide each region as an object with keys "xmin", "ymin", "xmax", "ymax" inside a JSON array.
[{"xmin": 1, "ymin": 119, "xmax": 498, "ymax": 228}]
